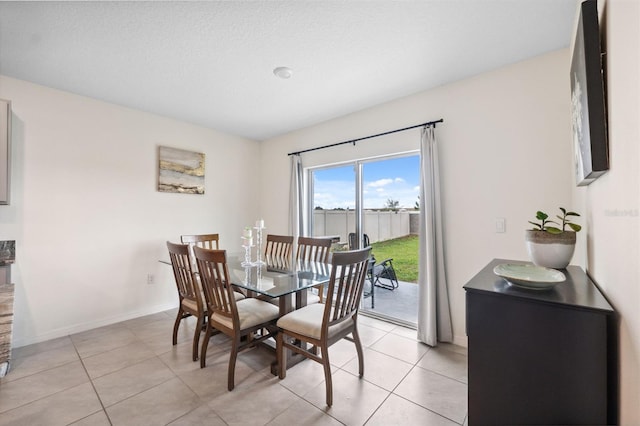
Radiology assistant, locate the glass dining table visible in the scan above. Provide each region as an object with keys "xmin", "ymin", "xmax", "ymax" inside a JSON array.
[
  {"xmin": 162, "ymin": 252, "xmax": 332, "ymax": 373},
  {"xmin": 161, "ymin": 253, "xmax": 331, "ymax": 314},
  {"xmin": 227, "ymin": 254, "xmax": 332, "ymax": 374},
  {"xmin": 226, "ymin": 254, "xmax": 331, "ymax": 316}
]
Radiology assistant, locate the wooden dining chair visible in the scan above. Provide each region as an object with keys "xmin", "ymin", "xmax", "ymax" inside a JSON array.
[
  {"xmin": 296, "ymin": 236, "xmax": 332, "ymax": 263},
  {"xmin": 181, "ymin": 233, "xmax": 220, "ymax": 267},
  {"xmin": 276, "ymin": 247, "xmax": 371, "ymax": 406},
  {"xmin": 180, "ymin": 233, "xmax": 220, "ymax": 250},
  {"xmin": 264, "ymin": 234, "xmax": 294, "ymax": 260},
  {"xmin": 181, "ymin": 233, "xmax": 250, "ymax": 298},
  {"xmin": 194, "ymin": 246, "xmax": 280, "ymax": 390},
  {"xmin": 263, "ymin": 234, "xmax": 321, "ymax": 306},
  {"xmin": 166, "ymin": 241, "xmax": 207, "ymax": 362},
  {"xmin": 296, "ymin": 236, "xmax": 333, "ymax": 302}
]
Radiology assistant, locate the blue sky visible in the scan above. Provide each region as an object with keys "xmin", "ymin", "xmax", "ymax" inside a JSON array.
[{"xmin": 313, "ymin": 155, "xmax": 420, "ymax": 210}]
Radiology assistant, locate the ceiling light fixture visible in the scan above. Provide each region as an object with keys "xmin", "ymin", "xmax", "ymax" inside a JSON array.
[{"xmin": 273, "ymin": 66, "xmax": 293, "ymax": 79}]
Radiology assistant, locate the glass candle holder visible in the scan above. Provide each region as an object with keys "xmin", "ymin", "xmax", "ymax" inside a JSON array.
[{"xmin": 241, "ymin": 237, "xmax": 254, "ymax": 266}]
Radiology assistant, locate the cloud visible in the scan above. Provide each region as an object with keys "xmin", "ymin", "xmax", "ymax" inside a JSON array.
[
  {"xmin": 313, "ymin": 180, "xmax": 356, "ymax": 209},
  {"xmin": 367, "ymin": 178, "xmax": 393, "ymax": 188}
]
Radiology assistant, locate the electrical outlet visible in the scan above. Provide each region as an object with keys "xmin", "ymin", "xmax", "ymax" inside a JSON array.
[
  {"xmin": 496, "ymin": 217, "xmax": 506, "ymax": 233},
  {"xmin": 147, "ymin": 273, "xmax": 155, "ymax": 285}
]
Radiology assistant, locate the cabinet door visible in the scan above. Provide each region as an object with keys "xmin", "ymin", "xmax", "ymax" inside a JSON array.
[
  {"xmin": 0, "ymin": 99, "xmax": 9, "ymax": 205},
  {"xmin": 467, "ymin": 292, "xmax": 608, "ymax": 425}
]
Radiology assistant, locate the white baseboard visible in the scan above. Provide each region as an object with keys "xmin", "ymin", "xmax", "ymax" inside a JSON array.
[
  {"xmin": 452, "ymin": 333, "xmax": 468, "ymax": 348},
  {"xmin": 13, "ymin": 302, "xmax": 178, "ymax": 348}
]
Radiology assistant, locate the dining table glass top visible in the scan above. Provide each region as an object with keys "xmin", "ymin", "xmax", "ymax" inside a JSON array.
[{"xmin": 226, "ymin": 254, "xmax": 331, "ymax": 298}]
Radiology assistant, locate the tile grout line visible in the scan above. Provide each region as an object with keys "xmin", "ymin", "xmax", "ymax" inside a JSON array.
[
  {"xmin": 401, "ymin": 356, "xmax": 467, "ymax": 424},
  {"xmin": 73, "ymin": 325, "xmax": 196, "ymax": 426},
  {"xmin": 71, "ymin": 334, "xmax": 114, "ymax": 425},
  {"xmin": 389, "ymin": 389, "xmax": 466, "ymax": 425},
  {"xmin": 394, "ymin": 354, "xmax": 466, "ymax": 426},
  {"xmin": 340, "ymin": 326, "xmax": 398, "ymax": 425},
  {"xmin": 0, "ymin": 343, "xmax": 105, "ymax": 418},
  {"xmin": 8, "ymin": 311, "xmax": 466, "ymax": 425},
  {"xmin": 343, "ymin": 329, "xmax": 468, "ymax": 425}
]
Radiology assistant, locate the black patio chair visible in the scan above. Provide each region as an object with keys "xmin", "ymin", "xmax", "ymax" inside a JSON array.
[{"xmin": 348, "ymin": 233, "xmax": 400, "ymax": 294}]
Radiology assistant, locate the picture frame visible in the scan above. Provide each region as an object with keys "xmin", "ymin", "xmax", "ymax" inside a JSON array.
[
  {"xmin": 158, "ymin": 146, "xmax": 205, "ymax": 194},
  {"xmin": 0, "ymin": 99, "xmax": 10, "ymax": 205},
  {"xmin": 570, "ymin": 0, "xmax": 608, "ymax": 186}
]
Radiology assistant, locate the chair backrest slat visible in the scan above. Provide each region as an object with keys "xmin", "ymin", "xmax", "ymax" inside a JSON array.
[
  {"xmin": 181, "ymin": 234, "xmax": 220, "ymax": 250},
  {"xmin": 193, "ymin": 247, "xmax": 237, "ymax": 325},
  {"xmin": 322, "ymin": 248, "xmax": 371, "ymax": 333},
  {"xmin": 167, "ymin": 241, "xmax": 201, "ymax": 304},
  {"xmin": 265, "ymin": 234, "xmax": 294, "ymax": 260},
  {"xmin": 181, "ymin": 234, "xmax": 220, "ymax": 269},
  {"xmin": 296, "ymin": 236, "xmax": 332, "ymax": 263}
]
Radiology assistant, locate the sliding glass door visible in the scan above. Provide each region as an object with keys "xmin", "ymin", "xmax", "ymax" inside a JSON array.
[{"xmin": 308, "ymin": 153, "xmax": 420, "ymax": 326}]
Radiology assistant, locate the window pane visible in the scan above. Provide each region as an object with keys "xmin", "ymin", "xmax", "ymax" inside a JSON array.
[
  {"xmin": 363, "ymin": 156, "xmax": 420, "ymax": 210},
  {"xmin": 312, "ymin": 165, "xmax": 355, "ymax": 239}
]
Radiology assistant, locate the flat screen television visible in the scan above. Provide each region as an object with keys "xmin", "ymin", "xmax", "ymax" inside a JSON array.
[{"xmin": 570, "ymin": 0, "xmax": 608, "ymax": 186}]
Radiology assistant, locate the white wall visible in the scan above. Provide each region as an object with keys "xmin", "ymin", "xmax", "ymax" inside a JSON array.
[
  {"xmin": 0, "ymin": 76, "xmax": 260, "ymax": 346},
  {"xmin": 260, "ymin": 49, "xmax": 576, "ymax": 347},
  {"xmin": 582, "ymin": 1, "xmax": 640, "ymax": 423}
]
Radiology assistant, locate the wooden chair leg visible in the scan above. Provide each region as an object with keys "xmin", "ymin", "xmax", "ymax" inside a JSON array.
[
  {"xmin": 200, "ymin": 323, "xmax": 213, "ymax": 368},
  {"xmin": 228, "ymin": 336, "xmax": 240, "ymax": 391},
  {"xmin": 192, "ymin": 314, "xmax": 203, "ymax": 361},
  {"xmin": 321, "ymin": 345, "xmax": 333, "ymax": 406},
  {"xmin": 352, "ymin": 323, "xmax": 365, "ymax": 377},
  {"xmin": 172, "ymin": 308, "xmax": 183, "ymax": 345}
]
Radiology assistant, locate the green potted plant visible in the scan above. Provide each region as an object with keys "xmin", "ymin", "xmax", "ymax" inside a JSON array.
[{"xmin": 525, "ymin": 208, "xmax": 582, "ymax": 269}]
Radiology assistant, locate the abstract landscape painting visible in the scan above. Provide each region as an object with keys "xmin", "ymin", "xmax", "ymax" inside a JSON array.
[{"xmin": 158, "ymin": 146, "xmax": 205, "ymax": 194}]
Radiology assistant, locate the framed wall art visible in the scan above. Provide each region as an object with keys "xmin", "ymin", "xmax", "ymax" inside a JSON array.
[
  {"xmin": 570, "ymin": 0, "xmax": 608, "ymax": 186},
  {"xmin": 158, "ymin": 146, "xmax": 205, "ymax": 194}
]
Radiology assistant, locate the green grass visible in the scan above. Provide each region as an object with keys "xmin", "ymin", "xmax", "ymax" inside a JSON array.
[{"xmin": 370, "ymin": 234, "xmax": 419, "ymax": 283}]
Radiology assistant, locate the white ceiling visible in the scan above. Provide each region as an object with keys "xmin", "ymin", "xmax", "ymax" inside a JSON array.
[{"xmin": 0, "ymin": 1, "xmax": 578, "ymax": 141}]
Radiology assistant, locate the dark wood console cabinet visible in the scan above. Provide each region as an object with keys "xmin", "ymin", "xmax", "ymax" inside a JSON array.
[{"xmin": 464, "ymin": 259, "xmax": 617, "ymax": 425}]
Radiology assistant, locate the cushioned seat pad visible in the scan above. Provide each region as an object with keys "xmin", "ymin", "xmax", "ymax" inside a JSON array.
[
  {"xmin": 277, "ymin": 303, "xmax": 353, "ymax": 340},
  {"xmin": 212, "ymin": 297, "xmax": 279, "ymax": 330}
]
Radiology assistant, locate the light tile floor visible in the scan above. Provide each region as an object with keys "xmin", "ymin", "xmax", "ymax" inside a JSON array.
[{"xmin": 0, "ymin": 310, "xmax": 468, "ymax": 425}]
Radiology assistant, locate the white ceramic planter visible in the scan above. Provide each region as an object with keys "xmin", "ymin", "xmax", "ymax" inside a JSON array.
[{"xmin": 525, "ymin": 230, "xmax": 576, "ymax": 270}]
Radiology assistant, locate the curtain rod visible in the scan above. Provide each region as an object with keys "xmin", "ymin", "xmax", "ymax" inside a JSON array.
[{"xmin": 287, "ymin": 118, "xmax": 443, "ymax": 156}]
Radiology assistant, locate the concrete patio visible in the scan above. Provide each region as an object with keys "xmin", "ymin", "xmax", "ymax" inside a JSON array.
[{"xmin": 362, "ymin": 279, "xmax": 418, "ymax": 327}]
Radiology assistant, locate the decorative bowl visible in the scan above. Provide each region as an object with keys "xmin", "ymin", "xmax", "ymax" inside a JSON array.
[{"xmin": 493, "ymin": 263, "xmax": 566, "ymax": 290}]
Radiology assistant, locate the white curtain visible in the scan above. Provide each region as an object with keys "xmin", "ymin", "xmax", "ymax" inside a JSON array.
[
  {"xmin": 417, "ymin": 125, "xmax": 453, "ymax": 346},
  {"xmin": 289, "ymin": 154, "xmax": 304, "ymax": 239}
]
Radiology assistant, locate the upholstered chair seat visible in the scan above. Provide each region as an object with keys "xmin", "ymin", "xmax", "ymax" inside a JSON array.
[
  {"xmin": 277, "ymin": 303, "xmax": 352, "ymax": 340},
  {"xmin": 211, "ymin": 297, "xmax": 279, "ymax": 330}
]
